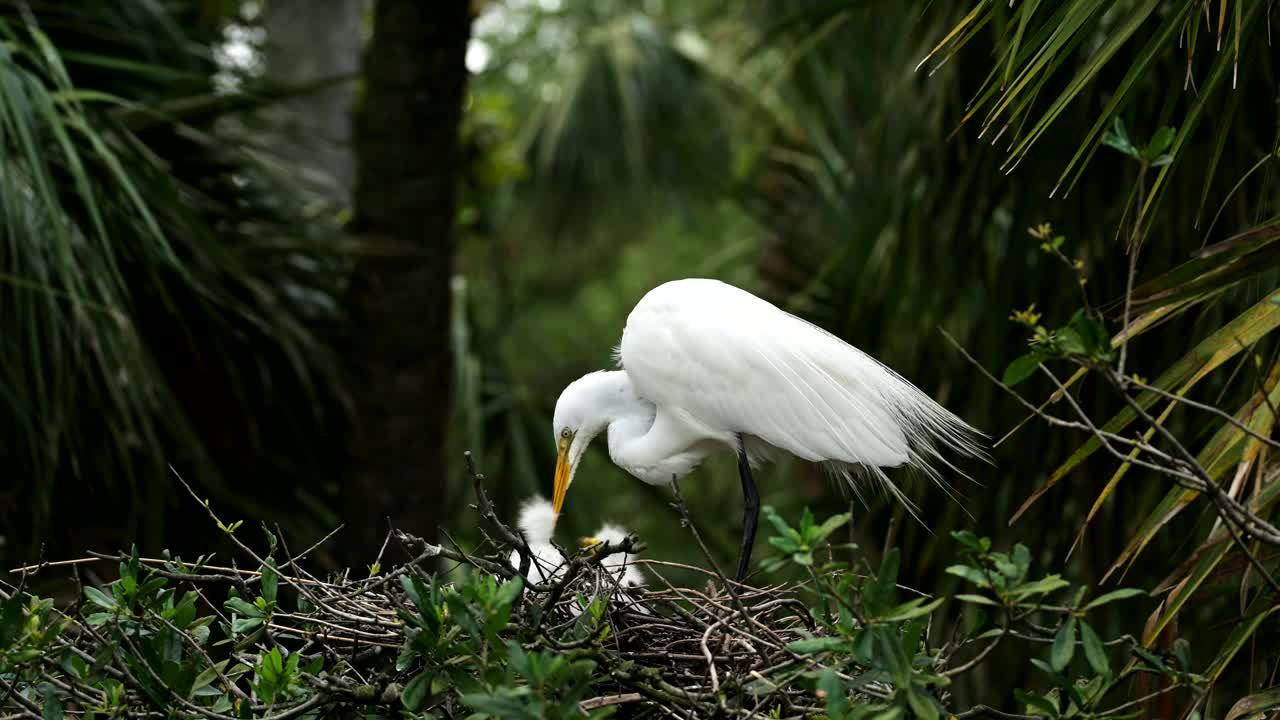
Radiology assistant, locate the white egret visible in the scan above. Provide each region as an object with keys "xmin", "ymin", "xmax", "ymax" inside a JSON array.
[
  {"xmin": 509, "ymin": 496, "xmax": 566, "ymax": 584},
  {"xmin": 551, "ymin": 278, "xmax": 986, "ymax": 581}
]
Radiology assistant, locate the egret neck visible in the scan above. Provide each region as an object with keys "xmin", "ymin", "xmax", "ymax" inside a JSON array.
[{"xmin": 552, "ymin": 370, "xmax": 716, "ymax": 514}]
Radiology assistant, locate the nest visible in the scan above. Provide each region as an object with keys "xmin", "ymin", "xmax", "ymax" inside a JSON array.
[
  {"xmin": 0, "ymin": 458, "xmax": 884, "ymax": 719},
  {"xmin": 449, "ymin": 455, "xmax": 888, "ymax": 715}
]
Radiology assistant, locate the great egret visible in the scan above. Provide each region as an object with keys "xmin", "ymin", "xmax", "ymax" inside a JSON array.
[{"xmin": 551, "ymin": 278, "xmax": 985, "ymax": 582}]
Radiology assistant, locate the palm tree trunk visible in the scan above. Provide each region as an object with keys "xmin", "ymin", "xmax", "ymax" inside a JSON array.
[
  {"xmin": 342, "ymin": 0, "xmax": 473, "ymax": 566},
  {"xmin": 262, "ymin": 0, "xmax": 365, "ymax": 203}
]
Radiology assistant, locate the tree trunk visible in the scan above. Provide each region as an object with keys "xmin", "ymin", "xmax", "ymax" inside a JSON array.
[
  {"xmin": 262, "ymin": 0, "xmax": 365, "ymax": 204},
  {"xmin": 342, "ymin": 0, "xmax": 473, "ymax": 566}
]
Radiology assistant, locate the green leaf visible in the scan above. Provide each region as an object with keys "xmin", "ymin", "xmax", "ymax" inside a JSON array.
[
  {"xmin": 1050, "ymin": 617, "xmax": 1076, "ymax": 671},
  {"xmin": 1079, "ymin": 621, "xmax": 1110, "ymax": 677},
  {"xmin": 869, "ymin": 709, "xmax": 903, "ymax": 720},
  {"xmin": 232, "ymin": 617, "xmax": 263, "ymax": 634},
  {"xmin": 810, "ymin": 512, "xmax": 851, "ymax": 543},
  {"xmin": 1003, "ymin": 352, "xmax": 1043, "ymax": 386},
  {"xmin": 1014, "ymin": 688, "xmax": 1059, "ymax": 717},
  {"xmin": 260, "ymin": 561, "xmax": 278, "ymax": 605},
  {"xmin": 494, "ymin": 575, "xmax": 524, "ymax": 610},
  {"xmin": 768, "ymin": 536, "xmax": 800, "ymax": 553},
  {"xmin": 1206, "ymin": 606, "xmax": 1279, "ymax": 682},
  {"xmin": 1131, "ymin": 645, "xmax": 1169, "ymax": 673},
  {"xmin": 879, "ymin": 596, "xmax": 945, "ymax": 623},
  {"xmin": 1009, "ymin": 575, "xmax": 1070, "ymax": 599},
  {"xmin": 224, "ymin": 597, "xmax": 264, "ymax": 618},
  {"xmin": 862, "ymin": 548, "xmax": 900, "ymax": 615},
  {"xmin": 1142, "ymin": 126, "xmax": 1176, "ymax": 161},
  {"xmin": 303, "ymin": 656, "xmax": 324, "ymax": 676},
  {"xmin": 817, "ymin": 668, "xmax": 852, "ymax": 718},
  {"xmin": 1011, "ymin": 544, "xmax": 1031, "ymax": 580},
  {"xmin": 950, "ymin": 531, "xmax": 984, "ymax": 551},
  {"xmin": 461, "ymin": 687, "xmax": 534, "ymax": 717},
  {"xmin": 401, "ymin": 671, "xmax": 432, "ymax": 711},
  {"xmin": 1055, "ymin": 327, "xmax": 1086, "ymax": 354},
  {"xmin": 945, "ymin": 565, "xmax": 990, "ymax": 586},
  {"xmin": 1101, "ymin": 117, "xmax": 1139, "ymax": 158},
  {"xmin": 84, "ymin": 586, "xmax": 116, "ymax": 610},
  {"xmin": 137, "ymin": 576, "xmax": 167, "ymax": 599},
  {"xmin": 1082, "ymin": 588, "xmax": 1146, "ymax": 610},
  {"xmin": 955, "ymin": 594, "xmax": 999, "ymax": 606},
  {"xmin": 191, "ymin": 661, "xmax": 230, "ymax": 697},
  {"xmin": 906, "ymin": 687, "xmax": 940, "ymax": 720},
  {"xmin": 173, "ymin": 592, "xmax": 198, "ymax": 629},
  {"xmin": 399, "ymin": 575, "xmax": 421, "ymax": 606},
  {"xmin": 42, "ymin": 691, "xmax": 63, "ymax": 720},
  {"xmin": 211, "ymin": 694, "xmax": 233, "ymax": 714},
  {"xmin": 786, "ymin": 637, "xmax": 849, "ymax": 654},
  {"xmin": 762, "ymin": 505, "xmax": 793, "ymax": 539}
]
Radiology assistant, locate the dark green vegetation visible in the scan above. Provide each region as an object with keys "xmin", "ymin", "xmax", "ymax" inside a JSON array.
[
  {"xmin": 0, "ymin": 478, "xmax": 1207, "ymax": 719},
  {"xmin": 3, "ymin": 0, "xmax": 1280, "ymax": 715}
]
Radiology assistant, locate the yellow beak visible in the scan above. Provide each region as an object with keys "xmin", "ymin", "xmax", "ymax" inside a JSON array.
[{"xmin": 553, "ymin": 439, "xmax": 572, "ymax": 515}]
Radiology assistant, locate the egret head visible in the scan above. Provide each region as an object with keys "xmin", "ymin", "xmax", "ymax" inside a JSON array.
[{"xmin": 551, "ymin": 371, "xmax": 635, "ymax": 515}]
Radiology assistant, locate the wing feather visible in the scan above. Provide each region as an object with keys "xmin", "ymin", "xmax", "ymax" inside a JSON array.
[{"xmin": 620, "ymin": 280, "xmax": 986, "ymax": 492}]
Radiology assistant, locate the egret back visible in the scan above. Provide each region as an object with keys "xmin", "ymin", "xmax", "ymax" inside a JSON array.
[{"xmin": 619, "ymin": 279, "xmax": 985, "ymax": 503}]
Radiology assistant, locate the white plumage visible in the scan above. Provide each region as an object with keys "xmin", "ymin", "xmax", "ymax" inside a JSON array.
[
  {"xmin": 550, "ymin": 278, "xmax": 986, "ymax": 580},
  {"xmin": 508, "ymin": 497, "xmax": 646, "ymax": 590},
  {"xmin": 509, "ymin": 496, "xmax": 566, "ymax": 584},
  {"xmin": 584, "ymin": 524, "xmax": 646, "ymax": 588}
]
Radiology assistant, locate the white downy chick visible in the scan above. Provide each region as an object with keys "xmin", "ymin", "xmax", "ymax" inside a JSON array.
[
  {"xmin": 509, "ymin": 496, "xmax": 566, "ymax": 584},
  {"xmin": 582, "ymin": 523, "xmax": 645, "ymax": 587}
]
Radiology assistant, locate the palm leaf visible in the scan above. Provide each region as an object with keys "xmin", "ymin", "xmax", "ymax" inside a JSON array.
[{"xmin": 1011, "ymin": 290, "xmax": 1280, "ymax": 522}]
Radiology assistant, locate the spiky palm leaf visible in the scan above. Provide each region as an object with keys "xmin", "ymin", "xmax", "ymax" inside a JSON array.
[{"xmin": 0, "ymin": 2, "xmax": 346, "ymax": 558}]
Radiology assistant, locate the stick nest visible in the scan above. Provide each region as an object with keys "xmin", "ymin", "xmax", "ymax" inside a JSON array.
[{"xmin": 0, "ymin": 458, "xmax": 879, "ymax": 719}]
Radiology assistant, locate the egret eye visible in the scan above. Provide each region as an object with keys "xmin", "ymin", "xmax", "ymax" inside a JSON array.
[{"xmin": 560, "ymin": 428, "xmax": 571, "ymax": 439}]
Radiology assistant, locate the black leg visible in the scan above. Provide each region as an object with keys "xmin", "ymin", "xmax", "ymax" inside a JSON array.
[{"xmin": 735, "ymin": 435, "xmax": 759, "ymax": 583}]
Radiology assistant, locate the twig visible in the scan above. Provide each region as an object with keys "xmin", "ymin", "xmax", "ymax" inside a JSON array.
[{"xmin": 579, "ymin": 693, "xmax": 643, "ymax": 711}]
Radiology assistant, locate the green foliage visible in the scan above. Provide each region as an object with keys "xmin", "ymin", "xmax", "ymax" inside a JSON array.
[
  {"xmin": 0, "ymin": 504, "xmax": 1235, "ymax": 719},
  {"xmin": 8, "ymin": 0, "xmax": 1280, "ymax": 714},
  {"xmin": 1, "ymin": 1, "xmax": 346, "ymax": 558}
]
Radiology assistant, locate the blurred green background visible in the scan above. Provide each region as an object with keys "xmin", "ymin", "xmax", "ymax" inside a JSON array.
[{"xmin": 3, "ymin": 0, "xmax": 1279, "ymax": 709}]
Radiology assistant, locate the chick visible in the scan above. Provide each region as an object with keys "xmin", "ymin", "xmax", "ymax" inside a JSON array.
[
  {"xmin": 580, "ymin": 523, "xmax": 645, "ymax": 588},
  {"xmin": 508, "ymin": 496, "xmax": 566, "ymax": 584}
]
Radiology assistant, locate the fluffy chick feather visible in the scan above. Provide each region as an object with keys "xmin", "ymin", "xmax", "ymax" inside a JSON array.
[{"xmin": 509, "ymin": 496, "xmax": 566, "ymax": 584}]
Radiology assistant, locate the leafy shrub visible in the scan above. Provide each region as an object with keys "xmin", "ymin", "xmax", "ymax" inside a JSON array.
[{"xmin": 3, "ymin": 473, "xmax": 1260, "ymax": 719}]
